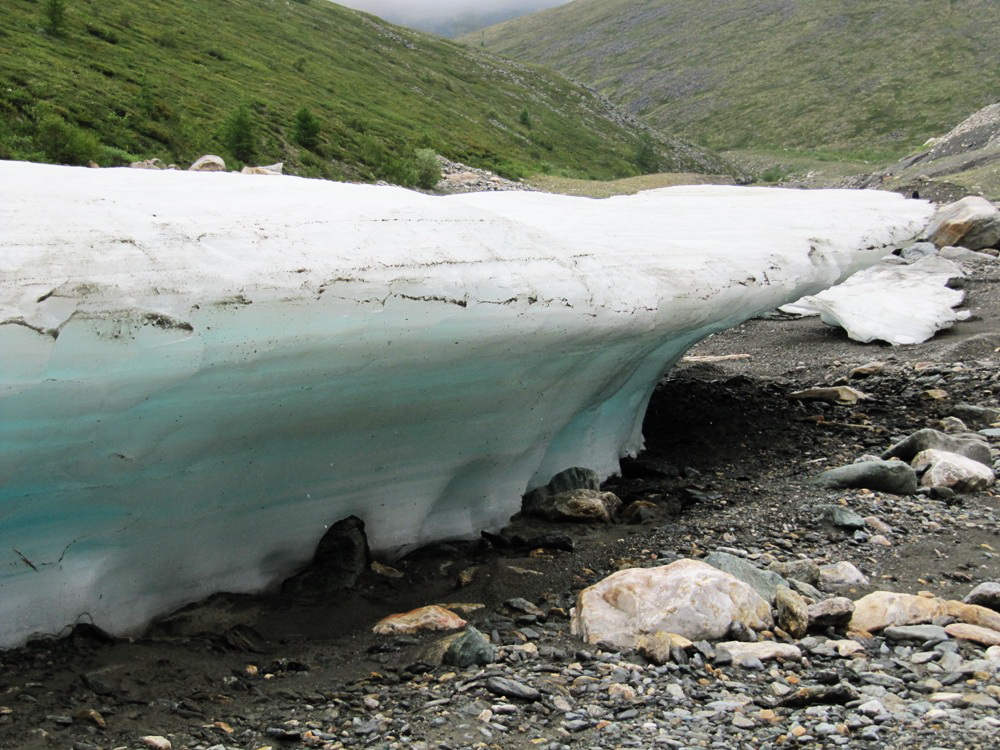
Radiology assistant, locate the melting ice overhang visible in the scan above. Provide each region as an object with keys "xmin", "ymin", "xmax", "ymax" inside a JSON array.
[{"xmin": 0, "ymin": 161, "xmax": 932, "ymax": 646}]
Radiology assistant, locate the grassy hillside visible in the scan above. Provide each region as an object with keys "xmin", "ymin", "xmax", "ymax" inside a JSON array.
[
  {"xmin": 0, "ymin": 0, "xmax": 730, "ymax": 185},
  {"xmin": 469, "ymin": 0, "xmax": 1000, "ymax": 162}
]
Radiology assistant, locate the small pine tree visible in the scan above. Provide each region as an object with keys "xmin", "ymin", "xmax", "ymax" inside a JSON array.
[
  {"xmin": 223, "ymin": 103, "xmax": 255, "ymax": 163},
  {"xmin": 519, "ymin": 108, "xmax": 532, "ymax": 129},
  {"xmin": 292, "ymin": 107, "xmax": 321, "ymax": 151},
  {"xmin": 44, "ymin": 0, "xmax": 67, "ymax": 36}
]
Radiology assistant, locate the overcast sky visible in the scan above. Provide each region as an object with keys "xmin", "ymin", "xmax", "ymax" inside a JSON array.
[{"xmin": 333, "ymin": 0, "xmax": 573, "ymax": 32}]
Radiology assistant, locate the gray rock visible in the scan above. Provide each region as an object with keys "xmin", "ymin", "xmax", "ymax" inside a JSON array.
[
  {"xmin": 281, "ymin": 515, "xmax": 369, "ymax": 598},
  {"xmin": 818, "ymin": 561, "xmax": 869, "ymax": 588},
  {"xmin": 770, "ymin": 559, "xmax": 820, "ymax": 586},
  {"xmin": 900, "ymin": 241, "xmax": 937, "ymax": 260},
  {"xmin": 964, "ymin": 582, "xmax": 1000, "ymax": 612},
  {"xmin": 703, "ymin": 551, "xmax": 789, "ymax": 603},
  {"xmin": 926, "ymin": 196, "xmax": 1000, "ymax": 250},
  {"xmin": 816, "ymin": 504, "xmax": 867, "ymax": 529},
  {"xmin": 522, "ymin": 468, "xmax": 621, "ymax": 522},
  {"xmin": 882, "ymin": 428, "xmax": 992, "ymax": 467},
  {"xmin": 914, "ymin": 449, "xmax": 996, "ymax": 493},
  {"xmin": 486, "ymin": 677, "xmax": 540, "ymax": 702},
  {"xmin": 883, "ymin": 624, "xmax": 950, "ymax": 642},
  {"xmin": 523, "ymin": 488, "xmax": 621, "ymax": 523},
  {"xmin": 813, "ymin": 461, "xmax": 917, "ymax": 495},
  {"xmin": 807, "ymin": 597, "xmax": 855, "ymax": 631},
  {"xmin": 932, "ymin": 416, "xmax": 969, "ymax": 433},
  {"xmin": 523, "ymin": 467, "xmax": 600, "ymax": 503},
  {"xmin": 777, "ymin": 683, "xmax": 859, "ymax": 706},
  {"xmin": 940, "ymin": 245, "xmax": 999, "ymax": 262},
  {"xmin": 951, "ymin": 403, "xmax": 1000, "ymax": 428},
  {"xmin": 775, "ymin": 585, "xmax": 809, "ymax": 638},
  {"xmin": 442, "ymin": 627, "xmax": 496, "ymax": 668},
  {"xmin": 788, "ymin": 578, "xmax": 825, "ymax": 601}
]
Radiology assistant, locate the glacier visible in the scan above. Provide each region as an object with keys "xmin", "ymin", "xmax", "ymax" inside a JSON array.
[{"xmin": 0, "ymin": 161, "xmax": 932, "ymax": 648}]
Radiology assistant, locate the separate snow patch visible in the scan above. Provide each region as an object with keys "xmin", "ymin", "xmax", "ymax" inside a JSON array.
[
  {"xmin": 0, "ymin": 161, "xmax": 932, "ymax": 647},
  {"xmin": 780, "ymin": 255, "xmax": 969, "ymax": 345}
]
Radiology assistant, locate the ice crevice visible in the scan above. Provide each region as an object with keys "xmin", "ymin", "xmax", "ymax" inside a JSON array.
[{"xmin": 0, "ymin": 161, "xmax": 933, "ymax": 647}]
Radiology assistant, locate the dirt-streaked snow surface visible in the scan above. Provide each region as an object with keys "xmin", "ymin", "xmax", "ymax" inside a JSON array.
[{"xmin": 0, "ymin": 161, "xmax": 933, "ymax": 647}]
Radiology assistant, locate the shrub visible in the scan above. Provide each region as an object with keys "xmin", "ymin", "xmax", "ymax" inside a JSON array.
[
  {"xmin": 633, "ymin": 135, "xmax": 660, "ymax": 174},
  {"xmin": 101, "ymin": 145, "xmax": 142, "ymax": 166},
  {"xmin": 519, "ymin": 108, "xmax": 532, "ymax": 128},
  {"xmin": 414, "ymin": 148, "xmax": 441, "ymax": 190},
  {"xmin": 36, "ymin": 114, "xmax": 102, "ymax": 165},
  {"xmin": 43, "ymin": 0, "xmax": 67, "ymax": 36},
  {"xmin": 292, "ymin": 106, "xmax": 321, "ymax": 150},
  {"xmin": 222, "ymin": 103, "xmax": 255, "ymax": 163}
]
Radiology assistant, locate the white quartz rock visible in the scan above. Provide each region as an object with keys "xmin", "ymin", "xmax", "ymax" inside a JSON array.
[
  {"xmin": 0, "ymin": 161, "xmax": 931, "ymax": 647},
  {"xmin": 780, "ymin": 255, "xmax": 968, "ymax": 345},
  {"xmin": 571, "ymin": 560, "xmax": 773, "ymax": 645}
]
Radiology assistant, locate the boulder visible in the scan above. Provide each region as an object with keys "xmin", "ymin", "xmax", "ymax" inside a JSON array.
[
  {"xmin": 281, "ymin": 515, "xmax": 369, "ymax": 598},
  {"xmin": 189, "ymin": 154, "xmax": 226, "ymax": 172},
  {"xmin": 815, "ymin": 504, "xmax": 867, "ymax": 529},
  {"xmin": 770, "ymin": 559, "xmax": 821, "ymax": 586},
  {"xmin": 636, "ymin": 631, "xmax": 693, "ymax": 665},
  {"xmin": 523, "ymin": 467, "xmax": 600, "ymax": 514},
  {"xmin": 813, "ymin": 460, "xmax": 917, "ymax": 495},
  {"xmin": 964, "ymin": 582, "xmax": 1000, "ymax": 612},
  {"xmin": 925, "ymin": 196, "xmax": 1000, "ymax": 250},
  {"xmin": 818, "ymin": 561, "xmax": 869, "ymax": 589},
  {"xmin": 944, "ymin": 622, "xmax": 1000, "ymax": 647},
  {"xmin": 425, "ymin": 626, "xmax": 496, "ymax": 667},
  {"xmin": 241, "ymin": 162, "xmax": 284, "ymax": 176},
  {"xmin": 940, "ymin": 245, "xmax": 999, "ymax": 261},
  {"xmin": 775, "ymin": 585, "xmax": 809, "ymax": 638},
  {"xmin": 621, "ymin": 499, "xmax": 658, "ymax": 524},
  {"xmin": 882, "ymin": 624, "xmax": 949, "ymax": 642},
  {"xmin": 850, "ymin": 592, "xmax": 947, "ymax": 635},
  {"xmin": 912, "ymin": 449, "xmax": 995, "ymax": 493},
  {"xmin": 788, "ymin": 386, "xmax": 868, "ymax": 405},
  {"xmin": 950, "ymin": 403, "xmax": 999, "ymax": 428},
  {"xmin": 850, "ymin": 591, "xmax": 1000, "ymax": 635},
  {"xmin": 807, "ymin": 597, "xmax": 855, "ymax": 631},
  {"xmin": 849, "ymin": 361, "xmax": 885, "ymax": 379},
  {"xmin": 882, "ymin": 428, "xmax": 992, "ymax": 467},
  {"xmin": 373, "ymin": 605, "xmax": 466, "ymax": 635},
  {"xmin": 715, "ymin": 641, "xmax": 801, "ymax": 666},
  {"xmin": 523, "ymin": 488, "xmax": 622, "ymax": 523},
  {"xmin": 130, "ymin": 158, "xmax": 166, "ymax": 170},
  {"xmin": 571, "ymin": 559, "xmax": 772, "ymax": 647},
  {"xmin": 703, "ymin": 551, "xmax": 789, "ymax": 603},
  {"xmin": 830, "ymin": 639, "xmax": 865, "ymax": 657},
  {"xmin": 900, "ymin": 241, "xmax": 937, "ymax": 260},
  {"xmin": 932, "ymin": 416, "xmax": 969, "ymax": 433}
]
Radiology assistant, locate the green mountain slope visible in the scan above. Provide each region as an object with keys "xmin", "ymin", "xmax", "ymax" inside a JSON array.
[
  {"xmin": 469, "ymin": 0, "xmax": 1000, "ymax": 161},
  {"xmin": 0, "ymin": 0, "xmax": 730, "ymax": 185}
]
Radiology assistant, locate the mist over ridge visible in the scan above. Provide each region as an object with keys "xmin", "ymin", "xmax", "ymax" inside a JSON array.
[{"xmin": 332, "ymin": 0, "xmax": 571, "ymax": 35}]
